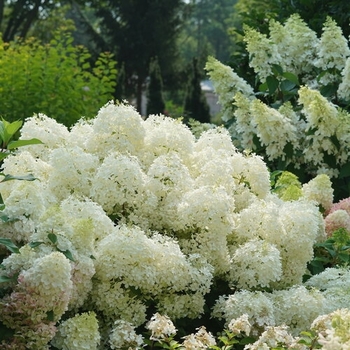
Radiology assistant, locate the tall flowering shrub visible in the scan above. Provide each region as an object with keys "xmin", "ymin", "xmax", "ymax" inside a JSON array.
[
  {"xmin": 206, "ymin": 15, "xmax": 350, "ymax": 199},
  {"xmin": 0, "ymin": 101, "xmax": 348, "ymax": 347}
]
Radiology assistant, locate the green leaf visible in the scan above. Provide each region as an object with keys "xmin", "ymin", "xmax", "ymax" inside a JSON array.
[
  {"xmin": 266, "ymin": 75, "xmax": 279, "ymax": 95},
  {"xmin": 5, "ymin": 120, "xmax": 22, "ymax": 138},
  {"xmin": 271, "ymin": 64, "xmax": 283, "ymax": 76},
  {"xmin": 0, "ymin": 193, "xmax": 4, "ymax": 211},
  {"xmin": 320, "ymin": 84, "xmax": 337, "ymax": 97},
  {"xmin": 48, "ymin": 233, "xmax": 58, "ymax": 244},
  {"xmin": 258, "ymin": 82, "xmax": 268, "ymax": 92},
  {"xmin": 280, "ymin": 79, "xmax": 296, "ymax": 92},
  {"xmin": 0, "ymin": 238, "xmax": 20, "ymax": 253},
  {"xmin": 282, "ymin": 72, "xmax": 299, "ymax": 85},
  {"xmin": 29, "ymin": 241, "xmax": 44, "ymax": 248},
  {"xmin": 58, "ymin": 248, "xmax": 75, "ymax": 262},
  {"xmin": 0, "ymin": 173, "xmax": 37, "ymax": 183},
  {"xmin": 240, "ymin": 336, "xmax": 257, "ymax": 345},
  {"xmin": 0, "ymin": 152, "xmax": 11, "ymax": 161},
  {"xmin": 0, "ymin": 275, "xmax": 13, "ymax": 283},
  {"xmin": 7, "ymin": 138, "xmax": 43, "ymax": 150}
]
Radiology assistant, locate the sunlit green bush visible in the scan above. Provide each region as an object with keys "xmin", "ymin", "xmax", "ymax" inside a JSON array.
[{"xmin": 0, "ymin": 31, "xmax": 117, "ymax": 126}]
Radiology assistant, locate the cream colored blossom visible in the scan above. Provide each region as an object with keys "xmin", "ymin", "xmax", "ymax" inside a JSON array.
[
  {"xmin": 269, "ymin": 14, "xmax": 318, "ymax": 75},
  {"xmin": 205, "ymin": 56, "xmax": 254, "ymax": 123},
  {"xmin": 51, "ymin": 312, "xmax": 100, "ymax": 350},
  {"xmin": 228, "ymin": 314, "xmax": 251, "ymax": 336},
  {"xmin": 230, "ymin": 239, "xmax": 282, "ymax": 289},
  {"xmin": 243, "ymin": 25, "xmax": 281, "ymax": 81},
  {"xmin": 182, "ymin": 326, "xmax": 216, "ymax": 349},
  {"xmin": 109, "ymin": 319, "xmax": 144, "ymax": 349},
  {"xmin": 315, "ymin": 17, "xmax": 350, "ymax": 72},
  {"xmin": 302, "ymin": 174, "xmax": 334, "ymax": 211},
  {"xmin": 146, "ymin": 313, "xmax": 177, "ymax": 341}
]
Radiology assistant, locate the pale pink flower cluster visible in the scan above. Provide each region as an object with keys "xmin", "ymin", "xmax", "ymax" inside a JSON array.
[
  {"xmin": 0, "ymin": 252, "xmax": 72, "ymax": 348},
  {"xmin": 324, "ymin": 197, "xmax": 350, "ymax": 236}
]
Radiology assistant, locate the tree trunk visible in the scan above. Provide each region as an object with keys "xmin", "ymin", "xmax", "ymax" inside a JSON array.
[{"xmin": 136, "ymin": 76, "xmax": 143, "ymax": 114}]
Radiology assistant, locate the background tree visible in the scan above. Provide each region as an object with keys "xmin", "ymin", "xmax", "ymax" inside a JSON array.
[
  {"xmin": 183, "ymin": 58, "xmax": 211, "ymax": 124},
  {"xmin": 89, "ymin": 0, "xmax": 184, "ymax": 113},
  {"xmin": 0, "ymin": 0, "xmax": 74, "ymax": 42},
  {"xmin": 146, "ymin": 57, "xmax": 165, "ymax": 116}
]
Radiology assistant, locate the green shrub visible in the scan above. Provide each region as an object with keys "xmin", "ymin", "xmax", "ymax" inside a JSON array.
[{"xmin": 0, "ymin": 31, "xmax": 117, "ymax": 126}]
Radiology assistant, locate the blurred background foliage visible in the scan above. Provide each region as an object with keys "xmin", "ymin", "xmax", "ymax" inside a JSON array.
[{"xmin": 0, "ymin": 0, "xmax": 349, "ymax": 125}]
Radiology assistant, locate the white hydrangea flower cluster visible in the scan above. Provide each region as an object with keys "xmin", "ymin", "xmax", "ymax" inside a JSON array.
[
  {"xmin": 298, "ymin": 86, "xmax": 344, "ymax": 166},
  {"xmin": 91, "ymin": 225, "xmax": 213, "ymax": 325},
  {"xmin": 213, "ymin": 290, "xmax": 275, "ymax": 334},
  {"xmin": 244, "ymin": 325, "xmax": 307, "ymax": 350},
  {"xmin": 232, "ymin": 197, "xmax": 323, "ymax": 288},
  {"xmin": 86, "ymin": 101, "xmax": 146, "ymax": 159},
  {"xmin": 109, "ymin": 319, "xmax": 144, "ymax": 349},
  {"xmin": 230, "ymin": 239, "xmax": 282, "ymax": 289},
  {"xmin": 51, "ymin": 312, "xmax": 100, "ymax": 350},
  {"xmin": 250, "ymin": 99, "xmax": 299, "ymax": 161},
  {"xmin": 271, "ymin": 286, "xmax": 326, "ymax": 335},
  {"xmin": 205, "ymin": 56, "xmax": 254, "ymax": 123},
  {"xmin": 206, "ymin": 16, "xmax": 350, "ymax": 177},
  {"xmin": 213, "ymin": 286, "xmax": 327, "ymax": 336},
  {"xmin": 314, "ymin": 17, "xmax": 350, "ymax": 85},
  {"xmin": 269, "ymin": 14, "xmax": 318, "ymax": 75},
  {"xmin": 338, "ymin": 57, "xmax": 350, "ymax": 100},
  {"xmin": 19, "ymin": 113, "xmax": 70, "ymax": 161},
  {"xmin": 311, "ymin": 309, "xmax": 350, "ymax": 350},
  {"xmin": 146, "ymin": 313, "xmax": 177, "ymax": 341},
  {"xmin": 182, "ymin": 326, "xmax": 216, "ymax": 349},
  {"xmin": 302, "ymin": 174, "xmax": 334, "ymax": 212},
  {"xmin": 228, "ymin": 314, "xmax": 251, "ymax": 336},
  {"xmin": 305, "ymin": 267, "xmax": 350, "ymax": 313},
  {"xmin": 243, "ymin": 25, "xmax": 281, "ymax": 82}
]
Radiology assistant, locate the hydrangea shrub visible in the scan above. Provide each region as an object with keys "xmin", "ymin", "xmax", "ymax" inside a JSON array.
[
  {"xmin": 206, "ymin": 15, "xmax": 350, "ymax": 200},
  {"xmin": 0, "ymin": 101, "xmax": 348, "ymax": 348}
]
